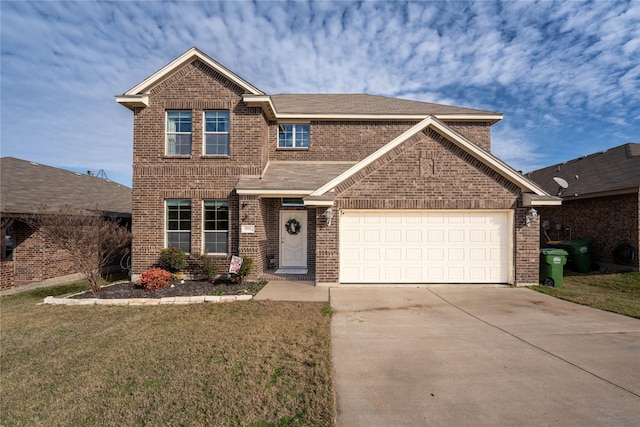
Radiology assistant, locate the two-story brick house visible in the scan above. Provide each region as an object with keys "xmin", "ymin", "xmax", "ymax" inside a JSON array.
[{"xmin": 117, "ymin": 47, "xmax": 559, "ymax": 286}]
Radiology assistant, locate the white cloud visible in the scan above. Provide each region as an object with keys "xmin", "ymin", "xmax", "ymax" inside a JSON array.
[{"xmin": 1, "ymin": 0, "xmax": 639, "ymax": 186}]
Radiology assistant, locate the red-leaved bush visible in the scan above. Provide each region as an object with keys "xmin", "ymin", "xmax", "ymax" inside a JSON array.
[{"xmin": 138, "ymin": 268, "xmax": 172, "ymax": 291}]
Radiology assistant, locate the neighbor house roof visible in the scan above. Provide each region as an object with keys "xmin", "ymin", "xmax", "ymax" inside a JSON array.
[
  {"xmin": 0, "ymin": 157, "xmax": 132, "ymax": 217},
  {"xmin": 527, "ymin": 143, "xmax": 640, "ymax": 199}
]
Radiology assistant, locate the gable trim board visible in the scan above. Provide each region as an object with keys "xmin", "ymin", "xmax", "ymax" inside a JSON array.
[
  {"xmin": 116, "ymin": 47, "xmax": 264, "ymax": 109},
  {"xmin": 310, "ymin": 116, "xmax": 558, "ymax": 206}
]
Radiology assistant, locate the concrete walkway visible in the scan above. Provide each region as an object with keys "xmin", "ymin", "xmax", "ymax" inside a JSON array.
[
  {"xmin": 331, "ymin": 286, "xmax": 640, "ymax": 426},
  {"xmin": 254, "ymin": 280, "xmax": 328, "ymax": 302}
]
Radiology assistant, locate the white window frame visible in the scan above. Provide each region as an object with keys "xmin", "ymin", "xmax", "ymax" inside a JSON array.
[
  {"xmin": 165, "ymin": 199, "xmax": 191, "ymax": 253},
  {"xmin": 202, "ymin": 200, "xmax": 229, "ymax": 255},
  {"xmin": 166, "ymin": 111, "xmax": 192, "ymax": 156},
  {"xmin": 203, "ymin": 110, "xmax": 230, "ymax": 156},
  {"xmin": 277, "ymin": 123, "xmax": 310, "ymax": 148}
]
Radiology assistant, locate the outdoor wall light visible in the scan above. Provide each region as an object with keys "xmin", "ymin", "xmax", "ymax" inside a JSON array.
[
  {"xmin": 525, "ymin": 208, "xmax": 538, "ymax": 227},
  {"xmin": 324, "ymin": 208, "xmax": 333, "ymax": 226}
]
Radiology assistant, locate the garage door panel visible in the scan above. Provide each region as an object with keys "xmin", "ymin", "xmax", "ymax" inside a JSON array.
[
  {"xmin": 385, "ymin": 229, "xmax": 402, "ymax": 242},
  {"xmin": 340, "ymin": 210, "xmax": 511, "ymax": 284}
]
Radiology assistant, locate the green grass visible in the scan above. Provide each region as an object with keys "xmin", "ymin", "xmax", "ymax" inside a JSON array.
[
  {"xmin": 530, "ymin": 271, "xmax": 640, "ymax": 318},
  {"xmin": 0, "ymin": 280, "xmax": 334, "ymax": 426}
]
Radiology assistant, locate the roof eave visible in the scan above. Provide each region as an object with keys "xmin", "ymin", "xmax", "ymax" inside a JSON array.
[
  {"xmin": 242, "ymin": 95, "xmax": 503, "ymax": 123},
  {"xmin": 115, "ymin": 94, "xmax": 149, "ymax": 110},
  {"xmin": 435, "ymin": 113, "xmax": 503, "ymax": 125},
  {"xmin": 522, "ymin": 193, "xmax": 563, "ymax": 207},
  {"xmin": 235, "ymin": 189, "xmax": 313, "ymax": 197}
]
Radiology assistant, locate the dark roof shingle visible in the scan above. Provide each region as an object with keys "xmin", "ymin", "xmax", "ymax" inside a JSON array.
[
  {"xmin": 236, "ymin": 161, "xmax": 356, "ymax": 193},
  {"xmin": 1, "ymin": 157, "xmax": 131, "ymax": 216},
  {"xmin": 527, "ymin": 143, "xmax": 640, "ymax": 197},
  {"xmin": 270, "ymin": 94, "xmax": 500, "ymax": 117}
]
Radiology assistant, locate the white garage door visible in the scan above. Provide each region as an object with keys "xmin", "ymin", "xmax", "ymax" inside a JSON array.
[{"xmin": 339, "ymin": 210, "xmax": 512, "ymax": 284}]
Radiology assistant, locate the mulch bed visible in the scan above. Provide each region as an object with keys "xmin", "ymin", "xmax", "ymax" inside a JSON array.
[{"xmin": 72, "ymin": 279, "xmax": 266, "ymax": 299}]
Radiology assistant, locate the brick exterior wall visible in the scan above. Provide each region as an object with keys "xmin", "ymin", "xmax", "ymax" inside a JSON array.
[
  {"xmin": 537, "ymin": 193, "xmax": 639, "ymax": 269},
  {"xmin": 0, "ymin": 220, "xmax": 77, "ymax": 291},
  {"xmin": 126, "ymin": 57, "xmax": 537, "ymax": 285},
  {"xmin": 315, "ymin": 129, "xmax": 538, "ymax": 286},
  {"xmin": 446, "ymin": 121, "xmax": 492, "ymax": 152},
  {"xmin": 131, "ymin": 61, "xmax": 269, "ymax": 278}
]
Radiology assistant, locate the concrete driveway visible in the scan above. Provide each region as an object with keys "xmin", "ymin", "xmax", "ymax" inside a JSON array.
[{"xmin": 331, "ymin": 287, "xmax": 640, "ymax": 426}]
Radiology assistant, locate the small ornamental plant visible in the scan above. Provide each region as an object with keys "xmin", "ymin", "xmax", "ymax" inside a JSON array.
[
  {"xmin": 159, "ymin": 246, "xmax": 187, "ymax": 273},
  {"xmin": 199, "ymin": 255, "xmax": 218, "ymax": 283},
  {"xmin": 138, "ymin": 268, "xmax": 173, "ymax": 291}
]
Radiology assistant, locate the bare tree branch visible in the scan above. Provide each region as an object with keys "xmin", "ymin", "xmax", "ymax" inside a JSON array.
[{"xmin": 23, "ymin": 205, "xmax": 131, "ymax": 293}]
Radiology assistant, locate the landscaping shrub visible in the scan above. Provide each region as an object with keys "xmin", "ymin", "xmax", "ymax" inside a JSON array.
[
  {"xmin": 159, "ymin": 246, "xmax": 187, "ymax": 273},
  {"xmin": 138, "ymin": 268, "xmax": 173, "ymax": 291},
  {"xmin": 199, "ymin": 255, "xmax": 218, "ymax": 282}
]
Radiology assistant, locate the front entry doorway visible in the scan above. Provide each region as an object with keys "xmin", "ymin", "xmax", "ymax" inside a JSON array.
[{"xmin": 279, "ymin": 210, "xmax": 307, "ymax": 268}]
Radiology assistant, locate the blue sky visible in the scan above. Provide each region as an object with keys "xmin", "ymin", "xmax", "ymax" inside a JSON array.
[{"xmin": 1, "ymin": 0, "xmax": 638, "ymax": 187}]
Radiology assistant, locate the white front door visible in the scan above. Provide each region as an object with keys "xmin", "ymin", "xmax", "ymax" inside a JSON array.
[{"xmin": 280, "ymin": 210, "xmax": 307, "ymax": 268}]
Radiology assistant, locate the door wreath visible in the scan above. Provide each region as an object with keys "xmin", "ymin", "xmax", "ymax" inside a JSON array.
[{"xmin": 285, "ymin": 218, "xmax": 302, "ymax": 235}]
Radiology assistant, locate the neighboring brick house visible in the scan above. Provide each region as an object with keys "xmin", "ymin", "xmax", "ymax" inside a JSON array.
[
  {"xmin": 117, "ymin": 47, "xmax": 559, "ymax": 286},
  {"xmin": 0, "ymin": 157, "xmax": 132, "ymax": 291},
  {"xmin": 528, "ymin": 143, "xmax": 640, "ymax": 270}
]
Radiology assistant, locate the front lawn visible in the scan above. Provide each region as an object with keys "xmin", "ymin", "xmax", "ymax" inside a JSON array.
[
  {"xmin": 530, "ymin": 271, "xmax": 640, "ymax": 318},
  {"xmin": 0, "ymin": 281, "xmax": 334, "ymax": 426}
]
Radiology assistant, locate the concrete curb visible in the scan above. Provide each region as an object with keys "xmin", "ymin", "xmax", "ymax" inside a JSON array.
[{"xmin": 43, "ymin": 294, "xmax": 253, "ymax": 306}]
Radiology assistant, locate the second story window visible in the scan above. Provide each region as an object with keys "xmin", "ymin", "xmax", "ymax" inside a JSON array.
[
  {"xmin": 278, "ymin": 124, "xmax": 309, "ymax": 148},
  {"xmin": 204, "ymin": 111, "xmax": 230, "ymax": 155},
  {"xmin": 166, "ymin": 111, "xmax": 192, "ymax": 155}
]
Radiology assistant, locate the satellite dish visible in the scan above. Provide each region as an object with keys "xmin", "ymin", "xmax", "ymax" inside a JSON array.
[{"xmin": 553, "ymin": 177, "xmax": 569, "ymax": 189}]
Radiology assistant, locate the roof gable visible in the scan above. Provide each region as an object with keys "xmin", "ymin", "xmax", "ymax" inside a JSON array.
[
  {"xmin": 116, "ymin": 47, "xmax": 264, "ymax": 109},
  {"xmin": 311, "ymin": 116, "xmax": 553, "ymax": 201},
  {"xmin": 1, "ymin": 157, "xmax": 132, "ymax": 216},
  {"xmin": 528, "ymin": 143, "xmax": 640, "ymax": 198}
]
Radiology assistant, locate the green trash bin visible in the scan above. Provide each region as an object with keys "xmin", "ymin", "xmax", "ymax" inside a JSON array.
[
  {"xmin": 557, "ymin": 240, "xmax": 592, "ymax": 273},
  {"xmin": 539, "ymin": 248, "xmax": 568, "ymax": 287}
]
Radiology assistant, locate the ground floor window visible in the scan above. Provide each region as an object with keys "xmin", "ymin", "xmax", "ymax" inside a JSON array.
[
  {"xmin": 166, "ymin": 199, "xmax": 191, "ymax": 253},
  {"xmin": 203, "ymin": 200, "xmax": 228, "ymax": 254}
]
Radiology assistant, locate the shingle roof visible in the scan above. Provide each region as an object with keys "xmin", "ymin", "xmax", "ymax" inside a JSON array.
[
  {"xmin": 270, "ymin": 94, "xmax": 500, "ymax": 117},
  {"xmin": 236, "ymin": 161, "xmax": 356, "ymax": 194},
  {"xmin": 527, "ymin": 143, "xmax": 640, "ymax": 197},
  {"xmin": 1, "ymin": 157, "xmax": 131, "ymax": 216}
]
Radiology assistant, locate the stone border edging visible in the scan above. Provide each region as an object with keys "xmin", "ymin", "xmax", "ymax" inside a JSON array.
[{"xmin": 44, "ymin": 294, "xmax": 253, "ymax": 306}]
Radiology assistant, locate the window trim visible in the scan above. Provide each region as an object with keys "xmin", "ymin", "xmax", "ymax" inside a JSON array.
[
  {"xmin": 165, "ymin": 199, "xmax": 191, "ymax": 254},
  {"xmin": 202, "ymin": 199, "xmax": 229, "ymax": 255},
  {"xmin": 203, "ymin": 110, "xmax": 230, "ymax": 157},
  {"xmin": 277, "ymin": 123, "xmax": 310, "ymax": 149},
  {"xmin": 166, "ymin": 110, "xmax": 192, "ymax": 156}
]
